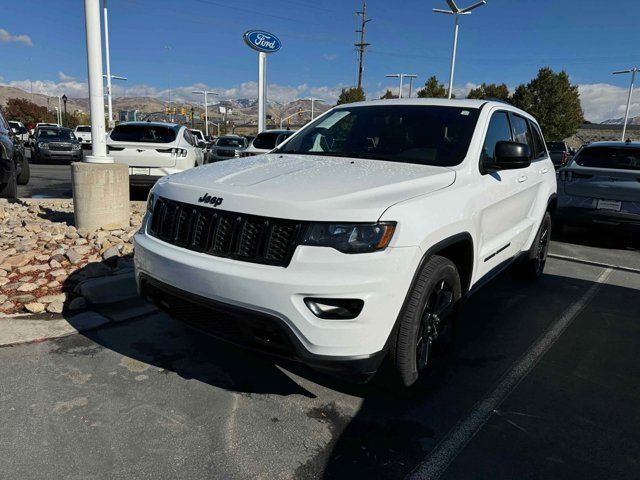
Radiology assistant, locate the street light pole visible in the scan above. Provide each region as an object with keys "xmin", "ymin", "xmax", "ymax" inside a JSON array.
[
  {"xmin": 57, "ymin": 95, "xmax": 62, "ymax": 125},
  {"xmin": 433, "ymin": 0, "xmax": 487, "ymax": 99},
  {"xmin": 192, "ymin": 90, "xmax": 218, "ymax": 137},
  {"xmin": 102, "ymin": 0, "xmax": 126, "ymax": 128},
  {"xmin": 406, "ymin": 74, "xmax": 418, "ymax": 98},
  {"xmin": 613, "ymin": 67, "xmax": 638, "ymax": 142},
  {"xmin": 304, "ymin": 98, "xmax": 324, "ymax": 120},
  {"xmin": 62, "ymin": 94, "xmax": 67, "ymax": 127}
]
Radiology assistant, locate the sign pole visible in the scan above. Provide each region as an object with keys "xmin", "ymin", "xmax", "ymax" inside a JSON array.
[
  {"xmin": 244, "ymin": 30, "xmax": 280, "ymax": 134},
  {"xmin": 258, "ymin": 52, "xmax": 267, "ymax": 133}
]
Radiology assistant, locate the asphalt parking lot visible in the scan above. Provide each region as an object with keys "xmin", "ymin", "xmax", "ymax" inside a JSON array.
[
  {"xmin": 17, "ymin": 153, "xmax": 148, "ymax": 200},
  {"xmin": 1, "ymin": 208, "xmax": 639, "ymax": 479}
]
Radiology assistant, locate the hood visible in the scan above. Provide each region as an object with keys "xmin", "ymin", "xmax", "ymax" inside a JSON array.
[{"xmin": 154, "ymin": 153, "xmax": 456, "ymax": 221}]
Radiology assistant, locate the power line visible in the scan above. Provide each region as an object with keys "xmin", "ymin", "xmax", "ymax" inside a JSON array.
[{"xmin": 355, "ymin": 1, "xmax": 371, "ymax": 91}]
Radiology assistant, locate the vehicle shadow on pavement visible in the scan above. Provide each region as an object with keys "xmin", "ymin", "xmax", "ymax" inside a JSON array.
[
  {"xmin": 61, "ymin": 262, "xmax": 640, "ymax": 479},
  {"xmin": 554, "ymin": 224, "xmax": 640, "ymax": 251},
  {"xmin": 316, "ymin": 269, "xmax": 640, "ymax": 479}
]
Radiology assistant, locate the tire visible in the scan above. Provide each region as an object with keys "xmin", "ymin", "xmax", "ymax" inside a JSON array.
[
  {"xmin": 0, "ymin": 168, "xmax": 17, "ymax": 198},
  {"xmin": 516, "ymin": 211, "xmax": 552, "ymax": 280},
  {"xmin": 17, "ymin": 156, "xmax": 30, "ymax": 185},
  {"xmin": 389, "ymin": 255, "xmax": 462, "ymax": 387}
]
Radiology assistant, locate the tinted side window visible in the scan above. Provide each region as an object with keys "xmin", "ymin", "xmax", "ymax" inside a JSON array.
[
  {"xmin": 529, "ymin": 121, "xmax": 546, "ymax": 159},
  {"xmin": 482, "ymin": 111, "xmax": 512, "ymax": 166},
  {"xmin": 183, "ymin": 129, "xmax": 194, "ymax": 146},
  {"xmin": 509, "ymin": 114, "xmax": 533, "ymax": 157}
]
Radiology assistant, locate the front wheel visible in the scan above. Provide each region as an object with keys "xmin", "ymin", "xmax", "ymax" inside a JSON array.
[
  {"xmin": 389, "ymin": 255, "xmax": 462, "ymax": 387},
  {"xmin": 17, "ymin": 155, "xmax": 30, "ymax": 185}
]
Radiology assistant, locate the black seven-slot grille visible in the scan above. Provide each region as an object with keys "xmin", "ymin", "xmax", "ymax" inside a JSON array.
[{"xmin": 148, "ymin": 196, "xmax": 304, "ymax": 267}]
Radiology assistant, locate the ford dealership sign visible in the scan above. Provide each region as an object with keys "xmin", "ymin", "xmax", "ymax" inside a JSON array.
[{"xmin": 243, "ymin": 30, "xmax": 281, "ymax": 53}]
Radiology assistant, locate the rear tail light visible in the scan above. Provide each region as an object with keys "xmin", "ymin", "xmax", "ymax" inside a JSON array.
[{"xmin": 170, "ymin": 148, "xmax": 188, "ymax": 157}]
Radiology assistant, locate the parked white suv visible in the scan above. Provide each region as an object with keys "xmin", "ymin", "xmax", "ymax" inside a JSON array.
[
  {"xmin": 74, "ymin": 125, "xmax": 92, "ymax": 146},
  {"xmin": 134, "ymin": 99, "xmax": 556, "ymax": 386},
  {"xmin": 241, "ymin": 129, "xmax": 295, "ymax": 157},
  {"xmin": 107, "ymin": 122, "xmax": 204, "ymax": 188}
]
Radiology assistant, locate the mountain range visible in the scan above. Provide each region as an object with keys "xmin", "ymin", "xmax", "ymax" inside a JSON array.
[
  {"xmin": 601, "ymin": 115, "xmax": 640, "ymax": 125},
  {"xmin": 0, "ymin": 85, "xmax": 331, "ymax": 124}
]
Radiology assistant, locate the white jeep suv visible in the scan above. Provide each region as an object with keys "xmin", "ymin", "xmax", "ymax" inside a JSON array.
[
  {"xmin": 107, "ymin": 122, "xmax": 204, "ymax": 188},
  {"xmin": 134, "ymin": 99, "xmax": 556, "ymax": 386}
]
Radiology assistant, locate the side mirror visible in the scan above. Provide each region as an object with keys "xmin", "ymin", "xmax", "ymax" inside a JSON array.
[
  {"xmin": 197, "ymin": 141, "xmax": 206, "ymax": 148},
  {"xmin": 486, "ymin": 141, "xmax": 531, "ymax": 171}
]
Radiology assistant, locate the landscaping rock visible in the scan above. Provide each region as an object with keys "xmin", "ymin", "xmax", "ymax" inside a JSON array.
[
  {"xmin": 17, "ymin": 283, "xmax": 38, "ymax": 292},
  {"xmin": 24, "ymin": 302, "xmax": 45, "ymax": 314},
  {"xmin": 46, "ymin": 300, "xmax": 64, "ymax": 314}
]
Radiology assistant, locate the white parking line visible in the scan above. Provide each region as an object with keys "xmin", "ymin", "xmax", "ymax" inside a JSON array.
[
  {"xmin": 407, "ymin": 267, "xmax": 613, "ymax": 480},
  {"xmin": 548, "ymin": 253, "xmax": 640, "ymax": 275}
]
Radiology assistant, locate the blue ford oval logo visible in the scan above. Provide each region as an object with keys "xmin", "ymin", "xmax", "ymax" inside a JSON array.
[{"xmin": 243, "ymin": 30, "xmax": 281, "ymax": 54}]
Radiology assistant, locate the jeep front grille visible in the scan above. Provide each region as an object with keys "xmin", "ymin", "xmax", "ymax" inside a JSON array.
[{"xmin": 148, "ymin": 197, "xmax": 304, "ymax": 267}]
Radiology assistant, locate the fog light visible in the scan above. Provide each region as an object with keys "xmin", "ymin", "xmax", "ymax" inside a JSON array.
[{"xmin": 304, "ymin": 297, "xmax": 364, "ymax": 319}]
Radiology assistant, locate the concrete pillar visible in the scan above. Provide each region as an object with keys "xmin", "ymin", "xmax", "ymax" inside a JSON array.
[{"xmin": 71, "ymin": 163, "xmax": 129, "ymax": 230}]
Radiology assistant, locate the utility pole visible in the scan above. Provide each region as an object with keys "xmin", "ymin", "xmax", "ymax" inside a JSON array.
[
  {"xmin": 355, "ymin": 1, "xmax": 371, "ymax": 91},
  {"xmin": 613, "ymin": 67, "xmax": 638, "ymax": 141}
]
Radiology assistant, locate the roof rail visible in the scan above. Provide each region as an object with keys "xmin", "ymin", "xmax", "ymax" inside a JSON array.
[{"xmin": 484, "ymin": 97, "xmax": 512, "ymax": 106}]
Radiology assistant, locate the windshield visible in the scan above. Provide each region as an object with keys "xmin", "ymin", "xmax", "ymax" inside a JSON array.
[
  {"xmin": 573, "ymin": 146, "xmax": 640, "ymax": 171},
  {"xmin": 216, "ymin": 137, "xmax": 244, "ymax": 148},
  {"xmin": 110, "ymin": 124, "xmax": 177, "ymax": 143},
  {"xmin": 546, "ymin": 142, "xmax": 566, "ymax": 151},
  {"xmin": 277, "ymin": 105, "xmax": 480, "ymax": 166},
  {"xmin": 253, "ymin": 131, "xmax": 292, "ymax": 150},
  {"xmin": 76, "ymin": 126, "xmax": 91, "ymax": 132},
  {"xmin": 37, "ymin": 129, "xmax": 75, "ymax": 141}
]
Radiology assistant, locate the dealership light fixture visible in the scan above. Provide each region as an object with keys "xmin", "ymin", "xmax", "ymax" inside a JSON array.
[
  {"xmin": 433, "ymin": 0, "xmax": 487, "ymax": 99},
  {"xmin": 613, "ymin": 67, "xmax": 639, "ymax": 141}
]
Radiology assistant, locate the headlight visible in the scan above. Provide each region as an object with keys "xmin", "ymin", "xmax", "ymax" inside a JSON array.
[
  {"xmin": 146, "ymin": 191, "xmax": 157, "ymax": 214},
  {"xmin": 38, "ymin": 142, "xmax": 49, "ymax": 149},
  {"xmin": 301, "ymin": 222, "xmax": 396, "ymax": 253}
]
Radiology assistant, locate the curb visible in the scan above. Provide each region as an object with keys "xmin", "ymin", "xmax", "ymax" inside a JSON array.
[{"xmin": 0, "ymin": 296, "xmax": 158, "ymax": 348}]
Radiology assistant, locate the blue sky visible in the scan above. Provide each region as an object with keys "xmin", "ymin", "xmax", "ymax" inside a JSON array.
[{"xmin": 1, "ymin": 0, "xmax": 639, "ymax": 121}]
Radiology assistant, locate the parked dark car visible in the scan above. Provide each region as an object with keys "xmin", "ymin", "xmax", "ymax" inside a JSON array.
[
  {"xmin": 0, "ymin": 111, "xmax": 30, "ymax": 197},
  {"xmin": 546, "ymin": 141, "xmax": 574, "ymax": 168},
  {"xmin": 31, "ymin": 126, "xmax": 83, "ymax": 163},
  {"xmin": 556, "ymin": 141, "xmax": 640, "ymax": 232},
  {"xmin": 207, "ymin": 135, "xmax": 248, "ymax": 162}
]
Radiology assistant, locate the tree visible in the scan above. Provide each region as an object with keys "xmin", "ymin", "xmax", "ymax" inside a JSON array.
[
  {"xmin": 467, "ymin": 83, "xmax": 510, "ymax": 101},
  {"xmin": 416, "ymin": 76, "xmax": 452, "ymax": 98},
  {"xmin": 3, "ymin": 98, "xmax": 56, "ymax": 125},
  {"xmin": 380, "ymin": 89, "xmax": 398, "ymax": 99},
  {"xmin": 336, "ymin": 87, "xmax": 365, "ymax": 105},
  {"xmin": 510, "ymin": 67, "xmax": 584, "ymax": 140}
]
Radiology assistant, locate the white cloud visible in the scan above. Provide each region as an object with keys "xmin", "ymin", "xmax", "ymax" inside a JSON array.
[
  {"xmin": 0, "ymin": 77, "xmax": 347, "ymax": 106},
  {"xmin": 578, "ymin": 83, "xmax": 639, "ymax": 123},
  {"xmin": 0, "ymin": 28, "xmax": 33, "ymax": 46},
  {"xmin": 58, "ymin": 71, "xmax": 75, "ymax": 82},
  {"xmin": 322, "ymin": 53, "xmax": 337, "ymax": 61}
]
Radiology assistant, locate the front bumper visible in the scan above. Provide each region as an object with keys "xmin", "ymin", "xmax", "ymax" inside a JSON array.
[
  {"xmin": 134, "ymin": 228, "xmax": 420, "ymax": 363},
  {"xmin": 139, "ymin": 274, "xmax": 386, "ymax": 381},
  {"xmin": 36, "ymin": 149, "xmax": 83, "ymax": 161}
]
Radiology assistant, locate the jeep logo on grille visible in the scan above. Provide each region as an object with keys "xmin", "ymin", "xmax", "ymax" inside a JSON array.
[{"xmin": 198, "ymin": 193, "xmax": 223, "ymax": 207}]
